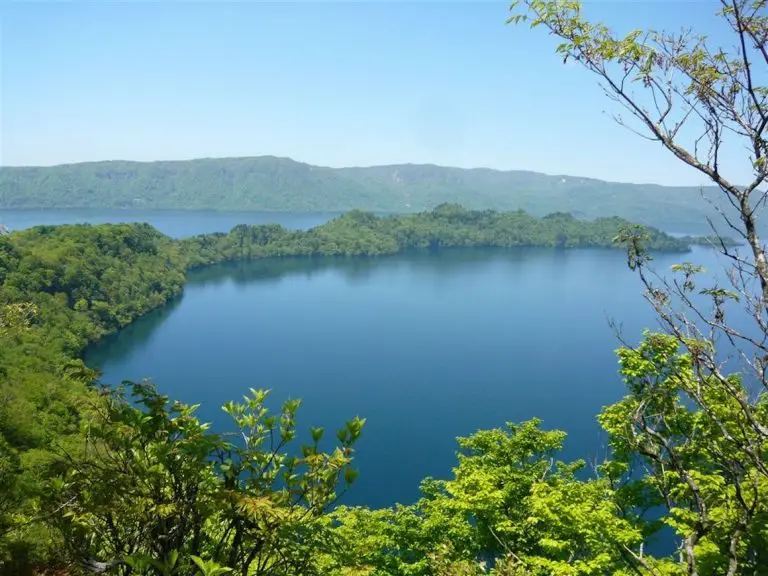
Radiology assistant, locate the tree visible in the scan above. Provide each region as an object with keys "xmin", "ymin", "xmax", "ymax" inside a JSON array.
[
  {"xmin": 329, "ymin": 420, "xmax": 657, "ymax": 576},
  {"xmin": 46, "ymin": 382, "xmax": 364, "ymax": 576},
  {"xmin": 0, "ymin": 302, "xmax": 37, "ymax": 339},
  {"xmin": 509, "ymin": 2, "xmax": 768, "ymax": 574}
]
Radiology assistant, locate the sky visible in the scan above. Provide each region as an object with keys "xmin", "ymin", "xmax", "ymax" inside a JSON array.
[{"xmin": 0, "ymin": 0, "xmax": 752, "ymax": 186}]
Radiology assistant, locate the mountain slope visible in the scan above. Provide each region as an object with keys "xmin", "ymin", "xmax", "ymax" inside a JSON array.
[{"xmin": 0, "ymin": 156, "xmax": 728, "ymax": 228}]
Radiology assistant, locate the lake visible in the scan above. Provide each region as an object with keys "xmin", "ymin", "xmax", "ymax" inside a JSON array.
[
  {"xmin": 84, "ymin": 245, "xmax": 732, "ymax": 510},
  {"xmin": 6, "ymin": 209, "xmax": 736, "ymax": 509}
]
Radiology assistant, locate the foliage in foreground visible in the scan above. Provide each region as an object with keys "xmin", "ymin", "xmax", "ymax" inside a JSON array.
[{"xmin": 50, "ymin": 383, "xmax": 363, "ymax": 576}]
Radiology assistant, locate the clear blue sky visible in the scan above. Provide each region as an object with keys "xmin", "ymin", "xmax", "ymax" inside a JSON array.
[{"xmin": 0, "ymin": 1, "xmax": 744, "ymax": 185}]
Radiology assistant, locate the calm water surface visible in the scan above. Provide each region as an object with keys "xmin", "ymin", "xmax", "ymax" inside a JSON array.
[
  {"xmin": 7, "ymin": 209, "xmax": 736, "ymax": 508},
  {"xmin": 85, "ymin": 245, "xmax": 731, "ymax": 509}
]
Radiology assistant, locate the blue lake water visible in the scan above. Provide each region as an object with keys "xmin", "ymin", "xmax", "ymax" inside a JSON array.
[
  {"xmin": 6, "ymin": 209, "xmax": 738, "ymax": 510},
  {"xmin": 84, "ymin": 245, "xmax": 733, "ymax": 510}
]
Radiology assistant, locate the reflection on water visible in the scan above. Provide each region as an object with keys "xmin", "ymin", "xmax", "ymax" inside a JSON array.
[
  {"xmin": 89, "ymin": 294, "xmax": 186, "ymax": 372},
  {"xmin": 185, "ymin": 248, "xmax": 568, "ymax": 288}
]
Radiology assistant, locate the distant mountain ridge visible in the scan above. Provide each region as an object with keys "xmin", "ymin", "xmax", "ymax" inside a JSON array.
[{"xmin": 0, "ymin": 155, "xmax": 729, "ymax": 228}]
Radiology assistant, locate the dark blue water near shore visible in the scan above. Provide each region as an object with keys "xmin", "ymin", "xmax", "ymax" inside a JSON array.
[{"xmin": 85, "ymin": 245, "xmax": 732, "ymax": 509}]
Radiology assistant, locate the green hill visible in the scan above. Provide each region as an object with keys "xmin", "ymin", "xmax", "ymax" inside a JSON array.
[{"xmin": 0, "ymin": 156, "xmax": 730, "ymax": 228}]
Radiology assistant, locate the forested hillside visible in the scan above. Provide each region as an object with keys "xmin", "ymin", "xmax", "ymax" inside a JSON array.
[
  {"xmin": 0, "ymin": 156, "xmax": 730, "ymax": 229},
  {"xmin": 0, "ymin": 222, "xmax": 189, "ymax": 570}
]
